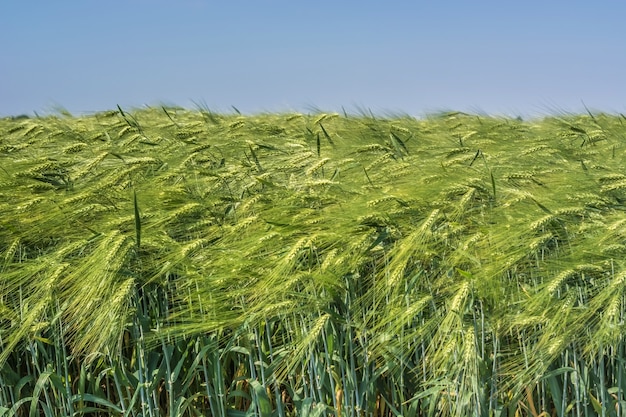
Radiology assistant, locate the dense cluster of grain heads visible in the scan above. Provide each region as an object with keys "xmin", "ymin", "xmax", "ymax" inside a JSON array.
[{"xmin": 2, "ymin": 107, "xmax": 626, "ymax": 416}]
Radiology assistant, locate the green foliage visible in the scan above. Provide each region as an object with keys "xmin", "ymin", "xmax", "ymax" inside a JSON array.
[{"xmin": 2, "ymin": 108, "xmax": 626, "ymax": 415}]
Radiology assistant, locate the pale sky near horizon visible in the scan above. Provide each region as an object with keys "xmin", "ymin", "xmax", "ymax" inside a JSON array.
[{"xmin": 1, "ymin": 0, "xmax": 625, "ymax": 117}]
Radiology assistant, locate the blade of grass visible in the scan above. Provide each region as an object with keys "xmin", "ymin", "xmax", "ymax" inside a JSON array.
[{"xmin": 133, "ymin": 190, "xmax": 141, "ymax": 250}]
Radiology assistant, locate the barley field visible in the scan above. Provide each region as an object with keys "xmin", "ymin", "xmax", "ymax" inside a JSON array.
[{"xmin": 2, "ymin": 107, "xmax": 626, "ymax": 416}]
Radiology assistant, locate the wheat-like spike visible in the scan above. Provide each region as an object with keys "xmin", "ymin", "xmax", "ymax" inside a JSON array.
[
  {"xmin": 466, "ymin": 178, "xmax": 490, "ymax": 193},
  {"xmin": 559, "ymin": 290, "xmax": 577, "ymax": 312},
  {"xmin": 259, "ymin": 232, "xmax": 280, "ymax": 243},
  {"xmin": 604, "ymin": 295, "xmax": 621, "ymax": 323},
  {"xmin": 0, "ymin": 298, "xmax": 50, "ymax": 365},
  {"xmin": 283, "ymin": 151, "xmax": 315, "ymax": 168},
  {"xmin": 441, "ymin": 153, "xmax": 477, "ymax": 167},
  {"xmin": 461, "ymin": 130, "xmax": 478, "ymax": 141},
  {"xmin": 72, "ymin": 203, "xmax": 111, "ymax": 217},
  {"xmin": 181, "ymin": 239, "xmax": 207, "ymax": 257},
  {"xmin": 441, "ymin": 185, "xmax": 471, "ymax": 200},
  {"xmin": 100, "ymin": 231, "xmax": 132, "ymax": 270},
  {"xmin": 529, "ymin": 214, "xmax": 558, "ymax": 231},
  {"xmin": 446, "ymin": 147, "xmax": 471, "ymax": 157},
  {"xmin": 382, "ymin": 162, "xmax": 411, "ymax": 180},
  {"xmin": 71, "ymin": 277, "xmax": 134, "ymax": 357},
  {"xmin": 251, "ymin": 172, "xmax": 274, "ymax": 188},
  {"xmin": 89, "ymin": 132, "xmax": 106, "ymax": 141},
  {"xmin": 93, "ymin": 166, "xmax": 141, "ymax": 193},
  {"xmin": 275, "ymin": 313, "xmax": 330, "ymax": 382},
  {"xmin": 74, "ymin": 151, "xmax": 110, "ymax": 179},
  {"xmin": 119, "ymin": 133, "xmax": 144, "ymax": 147},
  {"xmin": 302, "ymin": 179, "xmax": 335, "ymax": 187},
  {"xmin": 574, "ymin": 264, "xmax": 604, "ymax": 273},
  {"xmin": 437, "ymin": 337, "xmax": 459, "ymax": 369},
  {"xmin": 108, "ymin": 277, "xmax": 134, "ymax": 313},
  {"xmin": 598, "ymin": 173, "xmax": 626, "ymax": 183},
  {"xmin": 285, "ymin": 113, "xmax": 304, "ymax": 121},
  {"xmin": 15, "ymin": 162, "xmax": 57, "ymax": 177},
  {"xmin": 314, "ymin": 113, "xmax": 339, "ymax": 125},
  {"xmin": 179, "ymin": 120, "xmax": 203, "ymax": 129},
  {"xmin": 3, "ymin": 238, "xmax": 21, "ymax": 266},
  {"xmin": 63, "ymin": 143, "xmax": 88, "ymax": 154},
  {"xmin": 356, "ymin": 144, "xmax": 391, "ymax": 153},
  {"xmin": 365, "ymin": 153, "xmax": 393, "ymax": 172},
  {"xmin": 393, "ymin": 295, "xmax": 432, "ymax": 331},
  {"xmin": 528, "ymin": 233, "xmax": 555, "ymax": 252},
  {"xmin": 320, "ymin": 248, "xmax": 338, "ymax": 272},
  {"xmin": 117, "ymin": 125, "xmax": 133, "ymax": 138},
  {"xmin": 420, "ymin": 209, "xmax": 441, "ymax": 233},
  {"xmin": 456, "ymin": 187, "xmax": 476, "ymax": 213},
  {"xmin": 62, "ymin": 190, "xmax": 93, "ymax": 205},
  {"xmin": 385, "ymin": 214, "xmax": 439, "ymax": 288},
  {"xmin": 7, "ymin": 122, "xmax": 30, "ymax": 134},
  {"xmin": 232, "ymin": 215, "xmax": 258, "ymax": 232},
  {"xmin": 166, "ymin": 203, "xmax": 203, "ymax": 222},
  {"xmin": 21, "ymin": 124, "xmax": 41, "ymax": 138},
  {"xmin": 521, "ymin": 145, "xmax": 550, "ymax": 155},
  {"xmin": 27, "ymin": 183, "xmax": 56, "ymax": 192},
  {"xmin": 175, "ymin": 129, "xmax": 204, "ymax": 139},
  {"xmin": 421, "ymin": 174, "xmax": 443, "ymax": 184},
  {"xmin": 9, "ymin": 142, "xmax": 31, "ymax": 152},
  {"xmin": 333, "ymin": 158, "xmax": 355, "ymax": 169},
  {"xmin": 390, "ymin": 124, "xmax": 410, "ymax": 134},
  {"xmin": 462, "ymin": 326, "xmax": 477, "ymax": 366},
  {"xmin": 587, "ymin": 130, "xmax": 607, "ymax": 144},
  {"xmin": 190, "ymin": 143, "xmax": 212, "ymax": 153},
  {"xmin": 450, "ymin": 281, "xmax": 471, "ymax": 313},
  {"xmin": 505, "ymin": 172, "xmax": 537, "ymax": 181},
  {"xmin": 95, "ymin": 109, "xmax": 118, "ymax": 118},
  {"xmin": 501, "ymin": 189, "xmax": 535, "ymax": 208},
  {"xmin": 601, "ymin": 244, "xmax": 626, "ymax": 254},
  {"xmin": 601, "ymin": 180, "xmax": 626, "ymax": 192},
  {"xmin": 546, "ymin": 335, "xmax": 565, "ymax": 356},
  {"xmin": 16, "ymin": 197, "xmax": 45, "ymax": 213},
  {"xmin": 607, "ymin": 218, "xmax": 626, "ymax": 232},
  {"xmin": 547, "ymin": 269, "xmax": 577, "ymax": 294},
  {"xmin": 228, "ymin": 120, "xmax": 245, "ymax": 130},
  {"xmin": 367, "ymin": 195, "xmax": 399, "ymax": 207},
  {"xmin": 239, "ymin": 195, "xmax": 262, "ymax": 213},
  {"xmin": 125, "ymin": 156, "xmax": 162, "ymax": 166},
  {"xmin": 357, "ymin": 214, "xmax": 388, "ymax": 226},
  {"xmin": 178, "ymin": 153, "xmax": 198, "ymax": 168},
  {"xmin": 45, "ymin": 262, "xmax": 70, "ymax": 287},
  {"xmin": 305, "ymin": 157, "xmax": 330, "ymax": 176},
  {"xmin": 568, "ymin": 192, "xmax": 609, "ymax": 206},
  {"xmin": 461, "ymin": 232, "xmax": 484, "ymax": 251},
  {"xmin": 513, "ymin": 315, "xmax": 548, "ymax": 327}
]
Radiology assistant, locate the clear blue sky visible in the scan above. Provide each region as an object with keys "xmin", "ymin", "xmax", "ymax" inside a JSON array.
[{"xmin": 1, "ymin": 0, "xmax": 625, "ymax": 117}]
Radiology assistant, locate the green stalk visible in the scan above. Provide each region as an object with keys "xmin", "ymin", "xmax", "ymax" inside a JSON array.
[
  {"xmin": 133, "ymin": 190, "xmax": 141, "ymax": 250},
  {"xmin": 160, "ymin": 333, "xmax": 175, "ymax": 417},
  {"xmin": 56, "ymin": 300, "xmax": 74, "ymax": 417}
]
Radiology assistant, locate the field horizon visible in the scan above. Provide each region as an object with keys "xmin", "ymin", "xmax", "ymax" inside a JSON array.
[{"xmin": 2, "ymin": 106, "xmax": 626, "ymax": 416}]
